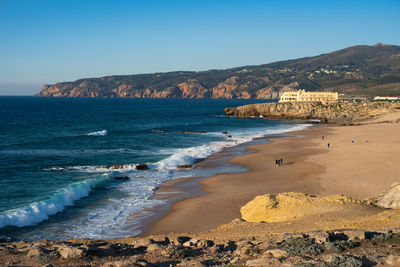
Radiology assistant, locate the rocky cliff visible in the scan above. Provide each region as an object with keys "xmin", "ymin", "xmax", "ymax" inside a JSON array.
[
  {"xmin": 225, "ymin": 101, "xmax": 400, "ymax": 123},
  {"xmin": 36, "ymin": 44, "xmax": 400, "ymax": 98}
]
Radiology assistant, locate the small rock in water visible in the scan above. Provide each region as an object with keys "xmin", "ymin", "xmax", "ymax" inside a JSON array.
[
  {"xmin": 177, "ymin": 164, "xmax": 193, "ymax": 169},
  {"xmin": 136, "ymin": 164, "xmax": 148, "ymax": 170},
  {"xmin": 114, "ymin": 176, "xmax": 129, "ymax": 180}
]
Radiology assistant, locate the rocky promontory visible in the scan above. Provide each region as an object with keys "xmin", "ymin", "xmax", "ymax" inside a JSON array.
[{"xmin": 225, "ymin": 101, "xmax": 400, "ymax": 123}]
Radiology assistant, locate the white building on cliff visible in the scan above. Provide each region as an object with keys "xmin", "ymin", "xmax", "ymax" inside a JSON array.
[{"xmin": 279, "ymin": 89, "xmax": 338, "ymax": 103}]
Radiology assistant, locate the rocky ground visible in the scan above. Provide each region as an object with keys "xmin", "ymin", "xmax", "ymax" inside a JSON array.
[
  {"xmin": 1, "ymin": 227, "xmax": 400, "ymax": 266},
  {"xmin": 224, "ymin": 102, "xmax": 400, "ymax": 123}
]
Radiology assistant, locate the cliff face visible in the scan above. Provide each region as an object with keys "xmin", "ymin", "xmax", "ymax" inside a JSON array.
[
  {"xmin": 36, "ymin": 44, "xmax": 400, "ymax": 98},
  {"xmin": 225, "ymin": 102, "xmax": 400, "ymax": 123},
  {"xmin": 37, "ymin": 76, "xmax": 279, "ymax": 99}
]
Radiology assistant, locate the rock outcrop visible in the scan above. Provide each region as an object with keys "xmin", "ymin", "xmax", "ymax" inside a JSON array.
[
  {"xmin": 240, "ymin": 192, "xmax": 372, "ymax": 223},
  {"xmin": 376, "ymin": 182, "xmax": 400, "ymax": 209},
  {"xmin": 225, "ymin": 101, "xmax": 400, "ymax": 123}
]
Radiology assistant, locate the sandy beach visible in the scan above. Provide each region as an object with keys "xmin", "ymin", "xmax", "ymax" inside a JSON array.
[
  {"xmin": 145, "ymin": 112, "xmax": 400, "ymax": 236},
  {"xmin": 3, "ymin": 111, "xmax": 400, "ymax": 267}
]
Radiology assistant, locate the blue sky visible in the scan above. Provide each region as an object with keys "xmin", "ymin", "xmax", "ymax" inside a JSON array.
[{"xmin": 0, "ymin": 0, "xmax": 399, "ymax": 95}]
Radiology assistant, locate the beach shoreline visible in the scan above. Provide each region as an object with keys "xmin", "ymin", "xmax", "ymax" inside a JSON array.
[
  {"xmin": 133, "ymin": 135, "xmax": 279, "ymax": 236},
  {"xmin": 143, "ymin": 111, "xmax": 400, "ymax": 236},
  {"xmin": 143, "ymin": 125, "xmax": 327, "ymax": 235}
]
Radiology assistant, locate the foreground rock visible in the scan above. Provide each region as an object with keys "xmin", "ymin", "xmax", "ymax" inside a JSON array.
[
  {"xmin": 58, "ymin": 246, "xmax": 85, "ymax": 258},
  {"xmin": 240, "ymin": 192, "xmax": 372, "ymax": 223},
  {"xmin": 376, "ymin": 182, "xmax": 400, "ymax": 209},
  {"xmin": 225, "ymin": 101, "xmax": 400, "ymax": 123}
]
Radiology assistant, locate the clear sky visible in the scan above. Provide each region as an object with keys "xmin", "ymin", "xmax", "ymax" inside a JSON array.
[{"xmin": 0, "ymin": 0, "xmax": 399, "ymax": 95}]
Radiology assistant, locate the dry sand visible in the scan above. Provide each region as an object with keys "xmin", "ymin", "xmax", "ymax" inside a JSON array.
[{"xmin": 145, "ymin": 112, "xmax": 400, "ymax": 236}]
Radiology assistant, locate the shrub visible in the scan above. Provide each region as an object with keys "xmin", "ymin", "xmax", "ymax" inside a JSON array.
[
  {"xmin": 294, "ymin": 264, "xmax": 314, "ymax": 267},
  {"xmin": 279, "ymin": 237, "xmax": 322, "ymax": 256},
  {"xmin": 164, "ymin": 244, "xmax": 185, "ymax": 259},
  {"xmin": 321, "ymin": 255, "xmax": 363, "ymax": 267},
  {"xmin": 36, "ymin": 251, "xmax": 59, "ymax": 262},
  {"xmin": 324, "ymin": 240, "xmax": 359, "ymax": 252}
]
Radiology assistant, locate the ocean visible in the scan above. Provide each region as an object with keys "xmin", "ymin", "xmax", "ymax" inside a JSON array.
[{"xmin": 0, "ymin": 97, "xmax": 309, "ymax": 241}]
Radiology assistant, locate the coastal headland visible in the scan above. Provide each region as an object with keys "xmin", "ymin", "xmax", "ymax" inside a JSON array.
[
  {"xmin": 224, "ymin": 101, "xmax": 400, "ymax": 123},
  {"xmin": 2, "ymin": 103, "xmax": 400, "ymax": 266}
]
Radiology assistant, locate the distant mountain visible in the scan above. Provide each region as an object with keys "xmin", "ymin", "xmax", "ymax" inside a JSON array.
[{"xmin": 36, "ymin": 44, "xmax": 400, "ymax": 98}]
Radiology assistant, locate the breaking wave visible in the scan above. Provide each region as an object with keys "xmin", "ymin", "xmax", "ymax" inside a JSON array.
[
  {"xmin": 0, "ymin": 175, "xmax": 110, "ymax": 228},
  {"xmin": 87, "ymin": 130, "xmax": 107, "ymax": 136}
]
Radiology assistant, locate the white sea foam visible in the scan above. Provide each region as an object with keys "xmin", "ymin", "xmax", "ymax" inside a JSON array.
[
  {"xmin": 157, "ymin": 124, "xmax": 310, "ymax": 170},
  {"xmin": 87, "ymin": 130, "xmax": 107, "ymax": 136},
  {"xmin": 44, "ymin": 163, "xmax": 138, "ymax": 173},
  {"xmin": 0, "ymin": 175, "xmax": 110, "ymax": 228}
]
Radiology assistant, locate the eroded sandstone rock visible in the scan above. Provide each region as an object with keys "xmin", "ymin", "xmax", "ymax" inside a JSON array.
[
  {"xmin": 57, "ymin": 245, "xmax": 85, "ymax": 258},
  {"xmin": 240, "ymin": 192, "xmax": 364, "ymax": 223},
  {"xmin": 376, "ymin": 182, "xmax": 400, "ymax": 209}
]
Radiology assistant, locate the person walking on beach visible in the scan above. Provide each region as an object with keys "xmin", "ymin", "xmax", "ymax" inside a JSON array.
[
  {"xmin": 322, "ymin": 136, "xmax": 324, "ymax": 140},
  {"xmin": 280, "ymin": 158, "xmax": 283, "ymax": 165},
  {"xmin": 275, "ymin": 159, "xmax": 278, "ymax": 167},
  {"xmin": 327, "ymin": 143, "xmax": 330, "ymax": 148}
]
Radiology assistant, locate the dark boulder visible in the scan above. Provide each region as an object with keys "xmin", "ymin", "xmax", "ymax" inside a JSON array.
[
  {"xmin": 114, "ymin": 176, "xmax": 130, "ymax": 180},
  {"xmin": 136, "ymin": 164, "xmax": 148, "ymax": 170}
]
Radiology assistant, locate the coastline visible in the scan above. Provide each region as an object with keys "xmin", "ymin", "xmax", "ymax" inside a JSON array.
[
  {"xmin": 132, "ymin": 136, "xmax": 272, "ymax": 236},
  {"xmin": 2, "ymin": 111, "xmax": 400, "ymax": 266},
  {"xmin": 143, "ymin": 125, "xmax": 327, "ymax": 235},
  {"xmin": 144, "ymin": 111, "xmax": 400, "ymax": 235}
]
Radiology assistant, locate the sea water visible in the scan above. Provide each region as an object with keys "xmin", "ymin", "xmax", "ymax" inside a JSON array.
[{"xmin": 0, "ymin": 97, "xmax": 309, "ymax": 241}]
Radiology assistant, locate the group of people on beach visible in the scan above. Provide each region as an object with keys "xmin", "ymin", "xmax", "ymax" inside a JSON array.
[
  {"xmin": 323, "ymin": 136, "xmax": 330, "ymax": 148},
  {"xmin": 275, "ymin": 158, "xmax": 283, "ymax": 167}
]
